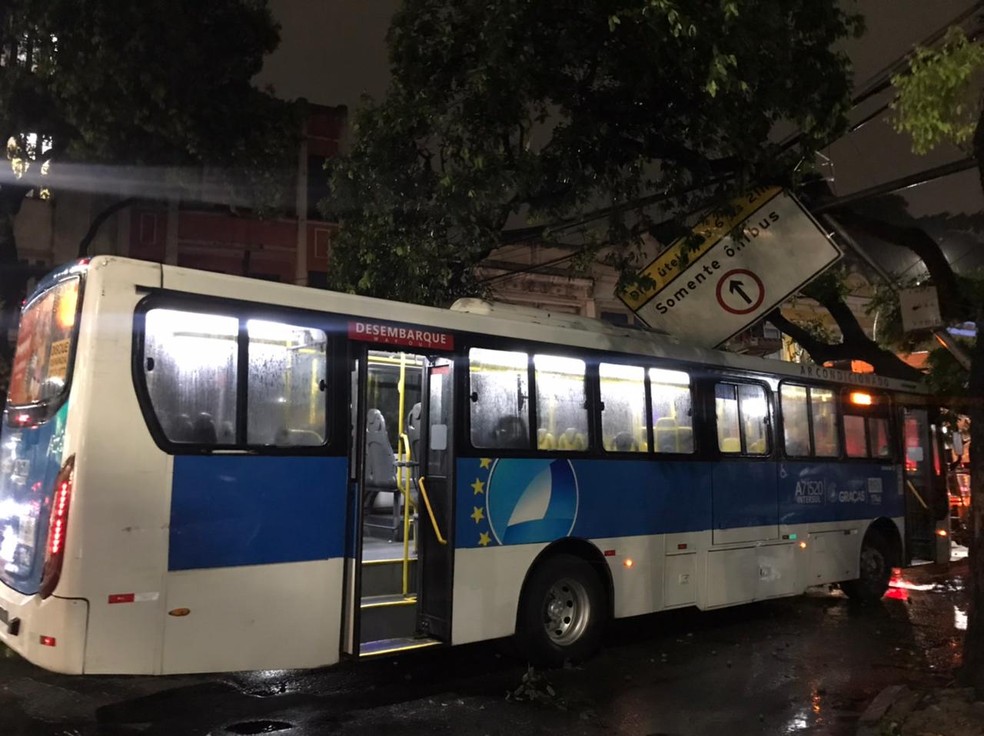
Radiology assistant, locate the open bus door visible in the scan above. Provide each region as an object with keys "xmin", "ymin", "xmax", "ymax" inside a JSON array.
[
  {"xmin": 342, "ymin": 347, "xmax": 454, "ymax": 658},
  {"xmin": 416, "ymin": 357, "xmax": 455, "ymax": 640},
  {"xmin": 900, "ymin": 405, "xmax": 949, "ymax": 564}
]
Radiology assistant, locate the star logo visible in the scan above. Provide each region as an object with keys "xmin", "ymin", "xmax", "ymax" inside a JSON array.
[
  {"xmin": 479, "ymin": 458, "xmax": 492, "ymax": 469},
  {"xmin": 471, "ymin": 478, "xmax": 485, "ymax": 495},
  {"xmin": 471, "ymin": 506, "xmax": 485, "ymax": 524},
  {"xmin": 478, "ymin": 531, "xmax": 491, "ymax": 547}
]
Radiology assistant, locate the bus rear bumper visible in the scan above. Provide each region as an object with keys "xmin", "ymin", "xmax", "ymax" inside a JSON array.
[{"xmin": 0, "ymin": 585, "xmax": 88, "ymax": 674}]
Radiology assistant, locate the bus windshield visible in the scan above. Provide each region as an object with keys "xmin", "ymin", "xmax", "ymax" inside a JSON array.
[{"xmin": 8, "ymin": 276, "xmax": 80, "ymax": 407}]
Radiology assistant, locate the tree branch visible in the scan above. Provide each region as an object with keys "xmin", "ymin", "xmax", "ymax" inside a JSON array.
[
  {"xmin": 765, "ymin": 308, "xmax": 923, "ymax": 381},
  {"xmin": 826, "ymin": 207, "xmax": 966, "ymax": 322},
  {"xmin": 77, "ymin": 197, "xmax": 137, "ymax": 258}
]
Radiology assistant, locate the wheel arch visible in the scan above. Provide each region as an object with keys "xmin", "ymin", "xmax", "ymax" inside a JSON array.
[
  {"xmin": 516, "ymin": 537, "xmax": 614, "ymax": 628},
  {"xmin": 864, "ymin": 516, "xmax": 903, "ymax": 568}
]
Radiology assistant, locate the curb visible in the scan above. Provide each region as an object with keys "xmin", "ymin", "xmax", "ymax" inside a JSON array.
[{"xmin": 857, "ymin": 684, "xmax": 908, "ymax": 735}]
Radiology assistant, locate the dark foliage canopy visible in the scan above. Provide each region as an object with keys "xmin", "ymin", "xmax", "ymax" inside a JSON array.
[{"xmin": 327, "ymin": 0, "xmax": 863, "ymax": 304}]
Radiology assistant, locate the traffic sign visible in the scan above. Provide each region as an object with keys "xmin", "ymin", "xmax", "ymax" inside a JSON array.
[
  {"xmin": 619, "ymin": 188, "xmax": 841, "ymax": 347},
  {"xmin": 899, "ymin": 286, "xmax": 943, "ymax": 332},
  {"xmin": 716, "ymin": 269, "xmax": 765, "ymax": 315}
]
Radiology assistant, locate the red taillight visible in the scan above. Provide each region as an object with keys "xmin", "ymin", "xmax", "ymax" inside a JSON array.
[{"xmin": 39, "ymin": 455, "xmax": 75, "ymax": 599}]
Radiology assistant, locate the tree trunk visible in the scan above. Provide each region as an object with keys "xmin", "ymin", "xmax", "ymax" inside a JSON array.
[
  {"xmin": 77, "ymin": 197, "xmax": 137, "ymax": 258},
  {"xmin": 960, "ymin": 305, "xmax": 984, "ymax": 696},
  {"xmin": 958, "ymin": 110, "xmax": 984, "ymax": 698},
  {"xmin": 0, "ymin": 185, "xmax": 30, "ymax": 410}
]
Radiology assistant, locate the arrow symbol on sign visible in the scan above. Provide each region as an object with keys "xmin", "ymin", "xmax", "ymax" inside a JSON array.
[{"xmin": 729, "ymin": 280, "xmax": 752, "ymax": 304}]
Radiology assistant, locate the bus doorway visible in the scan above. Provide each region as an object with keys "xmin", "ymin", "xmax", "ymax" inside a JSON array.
[
  {"xmin": 901, "ymin": 406, "xmax": 949, "ymax": 564},
  {"xmin": 344, "ymin": 348, "xmax": 454, "ymax": 657}
]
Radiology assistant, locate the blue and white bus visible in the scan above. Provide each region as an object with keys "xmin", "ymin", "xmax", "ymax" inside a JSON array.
[{"xmin": 0, "ymin": 257, "xmax": 948, "ymax": 674}]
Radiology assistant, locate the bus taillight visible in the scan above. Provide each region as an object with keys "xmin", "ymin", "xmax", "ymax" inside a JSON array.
[{"xmin": 39, "ymin": 455, "xmax": 75, "ymax": 599}]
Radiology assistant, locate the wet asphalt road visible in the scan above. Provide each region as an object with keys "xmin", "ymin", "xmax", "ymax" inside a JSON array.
[{"xmin": 0, "ymin": 559, "xmax": 968, "ymax": 736}]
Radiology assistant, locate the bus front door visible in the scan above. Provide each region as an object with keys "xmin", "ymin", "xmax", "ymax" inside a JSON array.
[
  {"xmin": 345, "ymin": 348, "xmax": 454, "ymax": 658},
  {"xmin": 901, "ymin": 406, "xmax": 949, "ymax": 564},
  {"xmin": 416, "ymin": 357, "xmax": 455, "ymax": 640}
]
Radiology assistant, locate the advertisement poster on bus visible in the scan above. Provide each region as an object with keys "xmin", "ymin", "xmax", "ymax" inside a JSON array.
[{"xmin": 619, "ymin": 187, "xmax": 841, "ymax": 348}]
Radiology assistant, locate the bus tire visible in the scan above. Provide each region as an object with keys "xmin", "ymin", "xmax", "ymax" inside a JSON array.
[
  {"xmin": 517, "ymin": 554, "xmax": 606, "ymax": 667},
  {"xmin": 841, "ymin": 532, "xmax": 891, "ymax": 603}
]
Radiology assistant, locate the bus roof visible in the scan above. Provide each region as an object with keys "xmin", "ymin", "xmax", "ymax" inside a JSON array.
[{"xmin": 85, "ymin": 256, "xmax": 930, "ymax": 395}]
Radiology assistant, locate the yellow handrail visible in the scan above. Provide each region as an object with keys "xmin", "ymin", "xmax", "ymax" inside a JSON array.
[
  {"xmin": 906, "ymin": 479, "xmax": 928, "ymax": 510},
  {"xmin": 417, "ymin": 477, "xmax": 447, "ymax": 545},
  {"xmin": 397, "ymin": 433, "xmax": 416, "ymax": 596}
]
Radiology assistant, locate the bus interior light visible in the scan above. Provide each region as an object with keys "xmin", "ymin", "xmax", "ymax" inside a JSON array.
[
  {"xmin": 849, "ymin": 392, "xmax": 873, "ymax": 406},
  {"xmin": 937, "ymin": 529, "xmax": 948, "ymax": 537},
  {"xmin": 623, "ymin": 558, "xmax": 634, "ymax": 568},
  {"xmin": 799, "ymin": 542, "xmax": 807, "ymax": 549}
]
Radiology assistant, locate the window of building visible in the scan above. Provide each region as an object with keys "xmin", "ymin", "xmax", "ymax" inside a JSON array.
[
  {"xmin": 469, "ymin": 348, "xmax": 530, "ymax": 449},
  {"xmin": 650, "ymin": 367, "xmax": 694, "ymax": 453},
  {"xmin": 535, "ymin": 354, "xmax": 588, "ymax": 451},
  {"xmin": 599, "ymin": 363, "xmax": 646, "ymax": 452}
]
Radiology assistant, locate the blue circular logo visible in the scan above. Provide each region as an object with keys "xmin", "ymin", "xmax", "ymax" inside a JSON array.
[{"xmin": 486, "ymin": 459, "xmax": 579, "ymax": 545}]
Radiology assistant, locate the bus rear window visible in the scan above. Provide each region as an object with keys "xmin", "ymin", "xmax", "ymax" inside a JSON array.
[{"xmin": 8, "ymin": 277, "xmax": 80, "ymax": 406}]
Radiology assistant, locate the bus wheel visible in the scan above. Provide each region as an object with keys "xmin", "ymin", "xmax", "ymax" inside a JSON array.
[
  {"xmin": 517, "ymin": 554, "xmax": 605, "ymax": 666},
  {"xmin": 841, "ymin": 532, "xmax": 891, "ymax": 603}
]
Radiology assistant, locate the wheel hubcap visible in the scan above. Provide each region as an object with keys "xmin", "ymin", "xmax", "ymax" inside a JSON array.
[
  {"xmin": 542, "ymin": 577, "xmax": 590, "ymax": 645},
  {"xmin": 861, "ymin": 547, "xmax": 885, "ymax": 585}
]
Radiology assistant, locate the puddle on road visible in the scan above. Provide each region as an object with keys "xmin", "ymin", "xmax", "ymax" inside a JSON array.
[
  {"xmin": 226, "ymin": 720, "xmax": 293, "ymax": 734},
  {"xmin": 954, "ymin": 606, "xmax": 967, "ymax": 632},
  {"xmin": 784, "ymin": 683, "xmax": 826, "ymax": 733}
]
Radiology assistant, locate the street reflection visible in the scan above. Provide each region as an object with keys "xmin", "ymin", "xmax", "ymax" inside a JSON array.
[
  {"xmin": 784, "ymin": 682, "xmax": 824, "ymax": 733},
  {"xmin": 954, "ymin": 606, "xmax": 967, "ymax": 631}
]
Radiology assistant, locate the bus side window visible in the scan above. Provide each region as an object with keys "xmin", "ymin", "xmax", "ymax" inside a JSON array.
[
  {"xmin": 246, "ymin": 319, "xmax": 327, "ymax": 447},
  {"xmin": 599, "ymin": 362, "xmax": 645, "ymax": 453},
  {"xmin": 143, "ymin": 309, "xmax": 238, "ymax": 446},
  {"xmin": 811, "ymin": 388, "xmax": 839, "ymax": 456},
  {"xmin": 535, "ymin": 354, "xmax": 588, "ymax": 452},
  {"xmin": 650, "ymin": 367, "xmax": 693, "ymax": 454},
  {"xmin": 469, "ymin": 348, "xmax": 530, "ymax": 449},
  {"xmin": 868, "ymin": 417, "xmax": 892, "ymax": 458},
  {"xmin": 739, "ymin": 384, "xmax": 770, "ymax": 454},
  {"xmin": 715, "ymin": 382, "xmax": 769, "ymax": 454},
  {"xmin": 843, "ymin": 415, "xmax": 867, "ymax": 458},
  {"xmin": 715, "ymin": 383, "xmax": 741, "ymax": 453},
  {"xmin": 780, "ymin": 384, "xmax": 810, "ymax": 456}
]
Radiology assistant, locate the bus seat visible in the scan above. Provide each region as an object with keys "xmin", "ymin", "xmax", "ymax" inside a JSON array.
[
  {"xmin": 558, "ymin": 428, "xmax": 586, "ymax": 451},
  {"xmin": 537, "ymin": 428, "xmax": 556, "ymax": 450},
  {"xmin": 169, "ymin": 413, "xmax": 195, "ymax": 442},
  {"xmin": 365, "ymin": 409, "xmax": 397, "ymax": 491},
  {"xmin": 218, "ymin": 421, "xmax": 235, "ymax": 444},
  {"xmin": 613, "ymin": 431, "xmax": 638, "ymax": 452},
  {"xmin": 655, "ymin": 418, "xmax": 678, "ymax": 452},
  {"xmin": 494, "ymin": 415, "xmax": 528, "ymax": 448},
  {"xmin": 748, "ymin": 438, "xmax": 767, "ymax": 454},
  {"xmin": 192, "ymin": 412, "xmax": 217, "ymax": 444},
  {"xmin": 720, "ymin": 437, "xmax": 741, "ymax": 453},
  {"xmin": 677, "ymin": 427, "xmax": 693, "ymax": 453}
]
